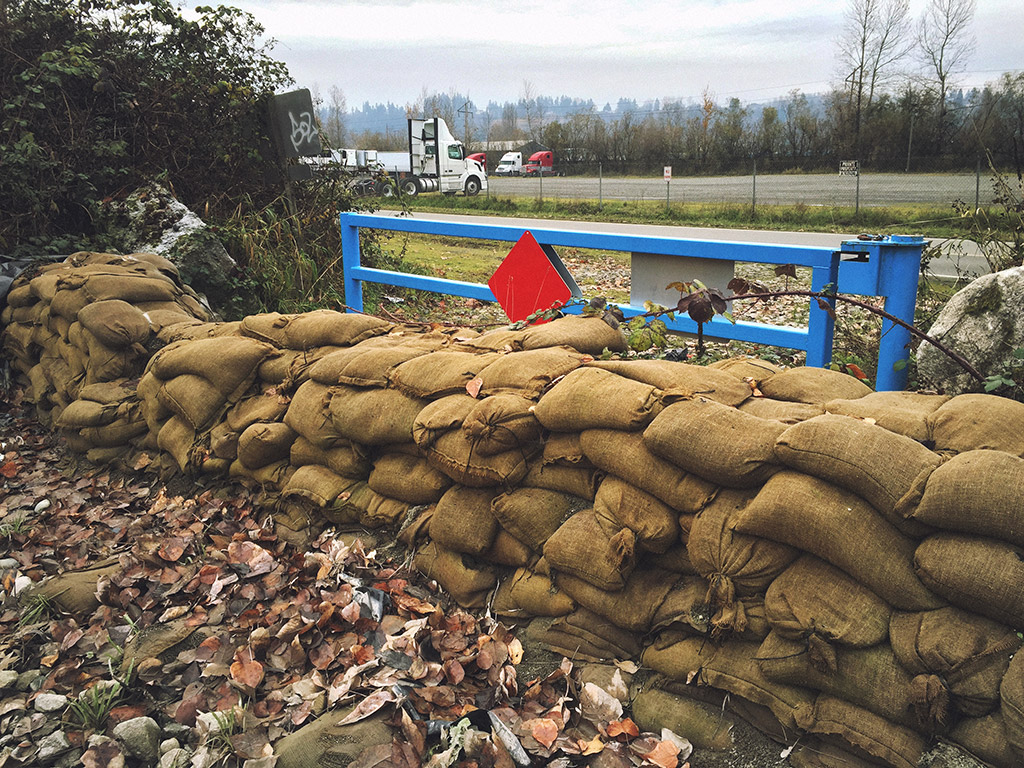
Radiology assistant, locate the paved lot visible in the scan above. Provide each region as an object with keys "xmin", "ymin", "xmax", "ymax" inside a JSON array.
[{"xmin": 487, "ymin": 172, "xmax": 993, "ymax": 208}]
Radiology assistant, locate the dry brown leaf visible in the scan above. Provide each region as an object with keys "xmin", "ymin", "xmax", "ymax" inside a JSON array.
[
  {"xmin": 466, "ymin": 376, "xmax": 483, "ymax": 398},
  {"xmin": 338, "ymin": 689, "xmax": 395, "ymax": 725},
  {"xmin": 529, "ymin": 718, "xmax": 560, "ymax": 749},
  {"xmin": 642, "ymin": 740, "xmax": 680, "ymax": 768},
  {"xmin": 230, "ymin": 658, "xmax": 265, "ymax": 688}
]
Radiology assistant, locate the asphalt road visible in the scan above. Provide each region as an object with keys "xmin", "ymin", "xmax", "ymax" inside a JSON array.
[
  {"xmin": 487, "ymin": 171, "xmax": 993, "ymax": 208},
  {"xmin": 389, "ymin": 210, "xmax": 989, "ymax": 279}
]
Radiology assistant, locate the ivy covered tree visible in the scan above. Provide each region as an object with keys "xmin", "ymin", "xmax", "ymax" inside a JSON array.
[{"xmin": 0, "ymin": 0, "xmax": 292, "ymax": 251}]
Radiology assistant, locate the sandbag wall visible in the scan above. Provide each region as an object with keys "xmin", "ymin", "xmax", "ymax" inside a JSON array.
[{"xmin": 6, "ymin": 254, "xmax": 1024, "ymax": 768}]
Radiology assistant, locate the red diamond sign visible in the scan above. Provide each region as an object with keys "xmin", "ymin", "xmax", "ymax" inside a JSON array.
[{"xmin": 488, "ymin": 231, "xmax": 581, "ymax": 323}]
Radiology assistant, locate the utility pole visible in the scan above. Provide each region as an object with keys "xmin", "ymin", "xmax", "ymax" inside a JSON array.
[{"xmin": 458, "ymin": 101, "xmax": 473, "ymax": 146}]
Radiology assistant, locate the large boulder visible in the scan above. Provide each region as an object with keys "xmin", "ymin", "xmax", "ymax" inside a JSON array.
[
  {"xmin": 95, "ymin": 182, "xmax": 236, "ymax": 312},
  {"xmin": 918, "ymin": 266, "xmax": 1024, "ymax": 394}
]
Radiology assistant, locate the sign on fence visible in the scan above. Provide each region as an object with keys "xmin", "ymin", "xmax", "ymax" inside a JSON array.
[
  {"xmin": 839, "ymin": 160, "xmax": 860, "ymax": 177},
  {"xmin": 664, "ymin": 166, "xmax": 672, "ymax": 181}
]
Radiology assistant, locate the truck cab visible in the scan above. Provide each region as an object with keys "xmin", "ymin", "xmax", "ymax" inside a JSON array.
[
  {"xmin": 522, "ymin": 151, "xmax": 555, "ymax": 176},
  {"xmin": 467, "ymin": 152, "xmax": 487, "ymax": 170},
  {"xmin": 408, "ymin": 117, "xmax": 486, "ymax": 195},
  {"xmin": 494, "ymin": 152, "xmax": 523, "ymax": 176}
]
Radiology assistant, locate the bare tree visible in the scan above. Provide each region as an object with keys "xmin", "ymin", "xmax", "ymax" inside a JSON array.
[
  {"xmin": 323, "ymin": 86, "xmax": 347, "ymax": 147},
  {"xmin": 917, "ymin": 0, "xmax": 976, "ymax": 148},
  {"xmin": 837, "ymin": 0, "xmax": 913, "ymax": 154},
  {"xmin": 521, "ymin": 80, "xmax": 541, "ymax": 140}
]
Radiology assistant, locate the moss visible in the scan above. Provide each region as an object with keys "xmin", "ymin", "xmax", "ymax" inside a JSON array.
[{"xmin": 964, "ymin": 279, "xmax": 1003, "ymax": 316}]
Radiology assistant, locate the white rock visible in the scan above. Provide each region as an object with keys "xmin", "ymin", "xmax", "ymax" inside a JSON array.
[
  {"xmin": 159, "ymin": 747, "xmax": 191, "ymax": 768},
  {"xmin": 160, "ymin": 738, "xmax": 181, "ymax": 755},
  {"xmin": 33, "ymin": 692, "xmax": 69, "ymax": 713},
  {"xmin": 36, "ymin": 730, "xmax": 72, "ymax": 763},
  {"xmin": 113, "ymin": 716, "xmax": 162, "ymax": 763},
  {"xmin": 0, "ymin": 670, "xmax": 19, "ymax": 689},
  {"xmin": 34, "ymin": 499, "xmax": 51, "ymax": 513}
]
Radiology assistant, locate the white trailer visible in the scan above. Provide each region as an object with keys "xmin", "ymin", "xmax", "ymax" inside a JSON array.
[
  {"xmin": 319, "ymin": 117, "xmax": 486, "ymax": 197},
  {"xmin": 494, "ymin": 151, "xmax": 523, "ymax": 176}
]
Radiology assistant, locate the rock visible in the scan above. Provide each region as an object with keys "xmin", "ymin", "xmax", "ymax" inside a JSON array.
[
  {"xmin": 160, "ymin": 738, "xmax": 181, "ymax": 755},
  {"xmin": 83, "ymin": 737, "xmax": 125, "ymax": 768},
  {"xmin": 0, "ymin": 670, "xmax": 18, "ymax": 689},
  {"xmin": 36, "ymin": 730, "xmax": 72, "ymax": 764},
  {"xmin": 33, "ymin": 692, "xmax": 69, "ymax": 713},
  {"xmin": 113, "ymin": 716, "xmax": 162, "ymax": 763},
  {"xmin": 159, "ymin": 747, "xmax": 191, "ymax": 768},
  {"xmin": 0, "ymin": 558, "xmax": 19, "ymax": 570},
  {"xmin": 55, "ymin": 749, "xmax": 84, "ymax": 768},
  {"xmin": 918, "ymin": 265, "xmax": 1024, "ymax": 394},
  {"xmin": 16, "ymin": 668, "xmax": 42, "ymax": 692},
  {"xmin": 95, "ymin": 182, "xmax": 234, "ymax": 312},
  {"xmin": 161, "ymin": 722, "xmax": 193, "ymax": 742}
]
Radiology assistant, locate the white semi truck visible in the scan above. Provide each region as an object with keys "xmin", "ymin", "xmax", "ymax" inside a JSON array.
[{"xmin": 318, "ymin": 117, "xmax": 486, "ymax": 197}]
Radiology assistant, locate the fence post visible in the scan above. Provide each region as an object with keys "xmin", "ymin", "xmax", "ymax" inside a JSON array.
[
  {"xmin": 340, "ymin": 214, "xmax": 364, "ymax": 312},
  {"xmin": 539, "ymin": 166, "xmax": 543, "ymax": 203},
  {"xmin": 752, "ymin": 157, "xmax": 757, "ymax": 216},
  {"xmin": 599, "ymin": 163, "xmax": 603, "ymax": 209},
  {"xmin": 855, "ymin": 159, "xmax": 861, "ymax": 216},
  {"xmin": 976, "ymin": 157, "xmax": 981, "ymax": 211}
]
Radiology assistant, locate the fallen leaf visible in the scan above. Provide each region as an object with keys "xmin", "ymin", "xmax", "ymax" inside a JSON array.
[
  {"xmin": 529, "ymin": 718, "xmax": 559, "ymax": 749},
  {"xmin": 643, "ymin": 740, "xmax": 680, "ymax": 768},
  {"xmin": 579, "ymin": 735, "xmax": 605, "ymax": 755},
  {"xmin": 337, "ymin": 689, "xmax": 395, "ymax": 725},
  {"xmin": 466, "ymin": 376, "xmax": 483, "ymax": 398},
  {"xmin": 607, "ymin": 718, "xmax": 639, "ymax": 740},
  {"xmin": 230, "ymin": 658, "xmax": 265, "ymax": 688}
]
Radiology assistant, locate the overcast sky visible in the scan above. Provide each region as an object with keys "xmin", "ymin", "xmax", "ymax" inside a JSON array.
[{"xmin": 227, "ymin": 0, "xmax": 1023, "ymax": 109}]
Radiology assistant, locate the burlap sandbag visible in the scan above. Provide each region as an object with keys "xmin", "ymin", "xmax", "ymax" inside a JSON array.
[
  {"xmin": 367, "ymin": 452, "xmax": 451, "ymax": 504},
  {"xmin": 649, "ymin": 576, "xmax": 713, "ymax": 636},
  {"xmin": 533, "ymin": 367, "xmax": 663, "ymax": 432},
  {"xmin": 255, "ymin": 346, "xmax": 342, "ymax": 387},
  {"xmin": 642, "ymin": 636, "xmax": 815, "ymax": 731},
  {"xmin": 80, "ymin": 327, "xmax": 144, "ymax": 385},
  {"xmin": 237, "ymin": 422, "xmax": 297, "ymax": 469},
  {"xmin": 949, "ymin": 710, "xmax": 1020, "ymax": 768},
  {"xmin": 79, "ymin": 415, "xmax": 148, "ymax": 448},
  {"xmin": 765, "ymin": 554, "xmax": 891, "ymax": 651},
  {"xmin": 157, "ymin": 374, "xmax": 226, "ymax": 431},
  {"xmin": 421, "ymin": 429, "xmax": 537, "ymax": 488},
  {"xmin": 774, "ymin": 413, "xmax": 941, "ymax": 532},
  {"xmin": 915, "ymin": 534, "xmax": 1024, "ymax": 629},
  {"xmin": 579, "ymin": 429, "xmax": 719, "ymax": 513},
  {"xmin": 927, "ymin": 393, "xmax": 1024, "ymax": 455},
  {"xmin": 483, "ymin": 530, "xmax": 534, "ymax": 568},
  {"xmin": 83, "ymin": 272, "xmax": 178, "ymax": 305},
  {"xmin": 904, "ymin": 450, "xmax": 1024, "ymax": 546},
  {"xmin": 733, "ymin": 471, "xmax": 942, "ymax": 611},
  {"xmin": 389, "ymin": 350, "xmax": 502, "ymax": 399},
  {"xmin": 23, "ymin": 559, "xmax": 122, "ymax": 616},
  {"xmin": 825, "ymin": 390, "xmax": 951, "ymax": 442},
  {"xmin": 283, "ymin": 381, "xmax": 346, "ymax": 449},
  {"xmin": 555, "ymin": 567, "xmax": 675, "ymax": 632},
  {"xmin": 757, "ymin": 631, "xmax": 932, "ymax": 731},
  {"xmin": 209, "ymin": 422, "xmax": 239, "ymax": 460},
  {"xmin": 411, "ymin": 394, "xmax": 477, "ymax": 448},
  {"xmin": 647, "ymin": 542, "xmax": 699, "ymax": 576},
  {"xmin": 428, "ymin": 486, "xmax": 500, "ymax": 556},
  {"xmin": 1002, "ymin": 652, "xmax": 1024, "ymax": 759},
  {"xmin": 150, "ymin": 336, "xmax": 274, "ymax": 395},
  {"xmin": 644, "ymin": 397, "xmax": 787, "ymax": 488},
  {"xmin": 522, "ymin": 461, "xmax": 603, "ymax": 501},
  {"xmin": 586, "ymin": 359, "xmax": 750, "ymax": 406},
  {"xmin": 136, "ymin": 371, "xmax": 170, "ymax": 434},
  {"xmin": 308, "ymin": 340, "xmax": 437, "ymax": 387},
  {"xmin": 476, "ymin": 346, "xmax": 588, "ymax": 398},
  {"xmin": 283, "ymin": 465, "xmax": 357, "ymax": 508},
  {"xmin": 4, "ymin": 281, "xmax": 36, "ymax": 308},
  {"xmin": 490, "ymin": 487, "xmax": 574, "ymax": 550},
  {"xmin": 157, "ymin": 415, "xmax": 197, "ymax": 472},
  {"xmin": 461, "ymin": 394, "xmax": 541, "ymax": 457},
  {"xmin": 77, "ymin": 299, "xmax": 150, "ymax": 349},
  {"xmin": 321, "ymin": 481, "xmax": 407, "ymax": 528},
  {"xmin": 328, "ymin": 385, "xmax": 428, "ymax": 445},
  {"xmin": 707, "ymin": 356, "xmax": 782, "ymax": 381},
  {"xmin": 55, "ymin": 399, "xmax": 120, "ymax": 429},
  {"xmin": 492, "ymin": 569, "xmax": 575, "ymax": 619},
  {"xmin": 890, "ymin": 606, "xmax": 1020, "ymax": 718},
  {"xmin": 519, "ymin": 315, "xmax": 627, "ymax": 354},
  {"xmin": 273, "ymin": 704, "xmax": 394, "ymax": 768},
  {"xmin": 225, "ymin": 391, "xmax": 289, "ymax": 433},
  {"xmin": 540, "ymin": 607, "xmax": 642, "ymax": 661},
  {"xmin": 539, "ymin": 431, "xmax": 589, "ymax": 466},
  {"xmin": 758, "ymin": 366, "xmax": 872, "ymax": 404},
  {"xmin": 593, "ymin": 475, "xmax": 679, "ymax": 553},
  {"xmin": 77, "ymin": 379, "xmax": 136, "ymax": 405},
  {"xmin": 543, "ymin": 509, "xmax": 636, "ymax": 591},
  {"xmin": 793, "ymin": 696, "xmax": 926, "ymax": 768},
  {"xmin": 49, "ymin": 286, "xmax": 92, "ymax": 321},
  {"xmin": 241, "ymin": 309, "xmax": 389, "ymax": 349},
  {"xmin": 413, "ymin": 541, "xmax": 496, "ymax": 609},
  {"xmin": 688, "ymin": 488, "xmax": 797, "ymax": 603},
  {"xmin": 631, "ymin": 687, "xmax": 735, "ymax": 751}
]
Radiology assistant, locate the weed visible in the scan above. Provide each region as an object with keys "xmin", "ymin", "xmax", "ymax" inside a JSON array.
[
  {"xmin": 66, "ymin": 680, "xmax": 123, "ymax": 731},
  {"xmin": 18, "ymin": 592, "xmax": 58, "ymax": 626},
  {"xmin": 0, "ymin": 516, "xmax": 27, "ymax": 538}
]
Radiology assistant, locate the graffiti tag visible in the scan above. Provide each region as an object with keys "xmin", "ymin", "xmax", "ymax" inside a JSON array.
[{"xmin": 289, "ymin": 111, "xmax": 319, "ymax": 153}]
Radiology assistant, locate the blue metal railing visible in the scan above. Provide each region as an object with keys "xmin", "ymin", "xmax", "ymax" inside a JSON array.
[{"xmin": 339, "ymin": 212, "xmax": 924, "ymax": 390}]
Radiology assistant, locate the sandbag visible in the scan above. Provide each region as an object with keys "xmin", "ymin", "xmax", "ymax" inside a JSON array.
[
  {"xmin": 825, "ymin": 390, "xmax": 951, "ymax": 442},
  {"xmin": 927, "ymin": 393, "xmax": 1024, "ymax": 455},
  {"xmin": 756, "ymin": 631, "xmax": 930, "ymax": 731},
  {"xmin": 904, "ymin": 450, "xmax": 1024, "ymax": 546},
  {"xmin": 310, "ymin": 341, "xmax": 437, "ymax": 387},
  {"xmin": 209, "ymin": 422, "xmax": 239, "ymax": 460},
  {"xmin": 412, "ymin": 394, "xmax": 477, "ymax": 448},
  {"xmin": 543, "ymin": 509, "xmax": 636, "ymax": 591},
  {"xmin": 389, "ymin": 350, "xmax": 501, "ymax": 399},
  {"xmin": 644, "ymin": 397, "xmax": 787, "ymax": 487},
  {"xmin": 793, "ymin": 696, "xmax": 926, "ymax": 768},
  {"xmin": 79, "ymin": 416, "xmax": 148, "ymax": 448},
  {"xmin": 774, "ymin": 413, "xmax": 941, "ymax": 531},
  {"xmin": 708, "ymin": 356, "xmax": 782, "ymax": 381},
  {"xmin": 915, "ymin": 534, "xmax": 1024, "ymax": 629},
  {"xmin": 519, "ymin": 315, "xmax": 627, "ymax": 354},
  {"xmin": 522, "ymin": 462, "xmax": 603, "ymax": 501},
  {"xmin": 476, "ymin": 346, "xmax": 588, "ymax": 398},
  {"xmin": 733, "ymin": 471, "xmax": 942, "ymax": 611},
  {"xmin": 765, "ymin": 554, "xmax": 891, "ymax": 650},
  {"xmin": 533, "ymin": 367, "xmax": 663, "ymax": 431},
  {"xmin": 630, "ymin": 687, "xmax": 735, "ymax": 751},
  {"xmin": 949, "ymin": 710, "xmax": 1019, "ymax": 768},
  {"xmin": 555, "ymin": 566, "xmax": 675, "ymax": 632},
  {"xmin": 83, "ymin": 273, "xmax": 178, "ymax": 304},
  {"xmin": 758, "ymin": 366, "xmax": 872, "ymax": 404},
  {"xmin": 1001, "ymin": 651, "xmax": 1024, "ymax": 759},
  {"xmin": 421, "ymin": 429, "xmax": 536, "ymax": 488},
  {"xmin": 490, "ymin": 487, "xmax": 575, "ymax": 550},
  {"xmin": 367, "ymin": 452, "xmax": 451, "ymax": 504},
  {"xmin": 413, "ymin": 541, "xmax": 495, "ymax": 609},
  {"xmin": 586, "ymin": 359, "xmax": 750, "ymax": 406},
  {"xmin": 579, "ymin": 429, "xmax": 718, "ymax": 513},
  {"xmin": 77, "ymin": 299, "xmax": 150, "ymax": 349},
  {"xmin": 492, "ymin": 569, "xmax": 575, "ymax": 619},
  {"xmin": 157, "ymin": 415, "xmax": 196, "ymax": 472},
  {"xmin": 328, "ymin": 385, "xmax": 428, "ymax": 445},
  {"xmin": 540, "ymin": 607, "xmax": 641, "ymax": 661},
  {"xmin": 461, "ymin": 394, "xmax": 541, "ymax": 456},
  {"xmin": 539, "ymin": 431, "xmax": 589, "ymax": 466},
  {"xmin": 282, "ymin": 465, "xmax": 357, "ymax": 508},
  {"xmin": 642, "ymin": 636, "xmax": 815, "ymax": 731},
  {"xmin": 482, "ymin": 530, "xmax": 534, "ymax": 568},
  {"xmin": 428, "ymin": 486, "xmax": 500, "ymax": 556},
  {"xmin": 157, "ymin": 374, "xmax": 226, "ymax": 431},
  {"xmin": 225, "ymin": 391, "xmax": 289, "ymax": 433},
  {"xmin": 150, "ymin": 336, "xmax": 274, "ymax": 395},
  {"xmin": 241, "ymin": 309, "xmax": 389, "ymax": 349},
  {"xmin": 283, "ymin": 381, "xmax": 346, "ymax": 449},
  {"xmin": 688, "ymin": 488, "xmax": 798, "ymax": 601},
  {"xmin": 593, "ymin": 475, "xmax": 679, "ymax": 553},
  {"xmin": 55, "ymin": 399, "xmax": 120, "ymax": 429},
  {"xmin": 890, "ymin": 606, "xmax": 1020, "ymax": 718},
  {"xmin": 237, "ymin": 422, "xmax": 297, "ymax": 469},
  {"xmin": 255, "ymin": 346, "xmax": 342, "ymax": 386}
]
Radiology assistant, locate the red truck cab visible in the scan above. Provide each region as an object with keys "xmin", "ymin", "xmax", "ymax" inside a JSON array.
[
  {"xmin": 467, "ymin": 152, "xmax": 487, "ymax": 171},
  {"xmin": 522, "ymin": 151, "xmax": 555, "ymax": 175}
]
